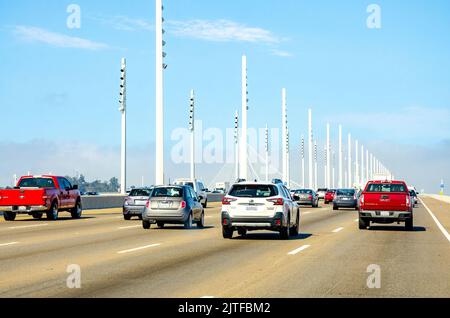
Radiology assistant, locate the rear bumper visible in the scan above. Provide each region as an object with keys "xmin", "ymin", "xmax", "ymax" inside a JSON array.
[
  {"xmin": 297, "ymin": 199, "xmax": 314, "ymax": 205},
  {"xmin": 123, "ymin": 206, "xmax": 145, "ymax": 215},
  {"xmin": 222, "ymin": 212, "xmax": 285, "ymax": 230},
  {"xmin": 359, "ymin": 210, "xmax": 412, "ymax": 223},
  {"xmin": 143, "ymin": 208, "xmax": 189, "ymax": 224},
  {"xmin": 0, "ymin": 205, "xmax": 48, "ymax": 213},
  {"xmin": 335, "ymin": 200, "xmax": 357, "ymax": 207}
]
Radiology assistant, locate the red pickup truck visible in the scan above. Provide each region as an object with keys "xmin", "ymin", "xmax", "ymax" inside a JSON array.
[
  {"xmin": 0, "ymin": 176, "xmax": 82, "ymax": 221},
  {"xmin": 358, "ymin": 180, "xmax": 413, "ymax": 230}
]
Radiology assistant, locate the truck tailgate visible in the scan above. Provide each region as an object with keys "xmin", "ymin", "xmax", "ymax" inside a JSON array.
[
  {"xmin": 362, "ymin": 193, "xmax": 409, "ymax": 211},
  {"xmin": 0, "ymin": 189, "xmax": 47, "ymax": 206}
]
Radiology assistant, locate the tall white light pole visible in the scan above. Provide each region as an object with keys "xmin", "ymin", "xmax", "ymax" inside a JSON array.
[
  {"xmin": 348, "ymin": 133, "xmax": 352, "ymax": 188},
  {"xmin": 361, "ymin": 145, "xmax": 365, "ymax": 185},
  {"xmin": 286, "ymin": 128, "xmax": 290, "ymax": 188},
  {"xmin": 234, "ymin": 111, "xmax": 239, "ymax": 181},
  {"xmin": 324, "ymin": 146, "xmax": 327, "ymax": 188},
  {"xmin": 240, "ymin": 56, "xmax": 248, "ymax": 181},
  {"xmin": 119, "ymin": 58, "xmax": 127, "ymax": 194},
  {"xmin": 355, "ymin": 140, "xmax": 359, "ymax": 186},
  {"xmin": 13, "ymin": 174, "xmax": 17, "ymax": 186},
  {"xmin": 155, "ymin": 0, "xmax": 166, "ymax": 185},
  {"xmin": 282, "ymin": 88, "xmax": 287, "ymax": 183},
  {"xmin": 301, "ymin": 135, "xmax": 305, "ymax": 188},
  {"xmin": 265, "ymin": 124, "xmax": 269, "ymax": 182},
  {"xmin": 369, "ymin": 153, "xmax": 373, "ymax": 181},
  {"xmin": 189, "ymin": 90, "xmax": 195, "ymax": 181},
  {"xmin": 314, "ymin": 140, "xmax": 318, "ymax": 190},
  {"xmin": 338, "ymin": 125, "xmax": 343, "ymax": 188},
  {"xmin": 326, "ymin": 124, "xmax": 331, "ymax": 188},
  {"xmin": 308, "ymin": 109, "xmax": 313, "ymax": 189},
  {"xmin": 366, "ymin": 149, "xmax": 369, "ymax": 183},
  {"xmin": 332, "ymin": 150, "xmax": 336, "ymax": 189}
]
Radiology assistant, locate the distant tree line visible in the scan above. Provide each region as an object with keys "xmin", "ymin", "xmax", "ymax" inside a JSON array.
[{"xmin": 65, "ymin": 175, "xmax": 120, "ymax": 193}]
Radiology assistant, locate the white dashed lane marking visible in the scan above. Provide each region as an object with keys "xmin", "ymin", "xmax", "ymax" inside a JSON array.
[{"xmin": 288, "ymin": 245, "xmax": 311, "ymax": 255}]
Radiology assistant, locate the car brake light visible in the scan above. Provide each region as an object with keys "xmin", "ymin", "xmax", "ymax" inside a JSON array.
[
  {"xmin": 360, "ymin": 195, "xmax": 365, "ymax": 205},
  {"xmin": 42, "ymin": 196, "xmax": 48, "ymax": 200},
  {"xmin": 181, "ymin": 201, "xmax": 187, "ymax": 209},
  {"xmin": 146, "ymin": 200, "xmax": 151, "ymax": 208},
  {"xmin": 267, "ymin": 198, "xmax": 284, "ymax": 206},
  {"xmin": 406, "ymin": 196, "xmax": 410, "ymax": 206},
  {"xmin": 308, "ymin": 195, "xmax": 313, "ymax": 200},
  {"xmin": 222, "ymin": 197, "xmax": 237, "ymax": 205}
]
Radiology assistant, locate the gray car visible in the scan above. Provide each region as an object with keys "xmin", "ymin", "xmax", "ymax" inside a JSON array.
[
  {"xmin": 142, "ymin": 185, "xmax": 205, "ymax": 229},
  {"xmin": 333, "ymin": 189, "xmax": 358, "ymax": 210},
  {"xmin": 123, "ymin": 188, "xmax": 153, "ymax": 220},
  {"xmin": 293, "ymin": 189, "xmax": 319, "ymax": 207}
]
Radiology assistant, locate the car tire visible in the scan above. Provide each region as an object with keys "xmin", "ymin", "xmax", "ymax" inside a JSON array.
[
  {"xmin": 184, "ymin": 213, "xmax": 193, "ymax": 229},
  {"xmin": 157, "ymin": 222, "xmax": 165, "ymax": 229},
  {"xmin": 333, "ymin": 205, "xmax": 338, "ymax": 211},
  {"xmin": 223, "ymin": 226, "xmax": 234, "ymax": 239},
  {"xmin": 290, "ymin": 212, "xmax": 300, "ymax": 236},
  {"xmin": 46, "ymin": 202, "xmax": 59, "ymax": 221},
  {"xmin": 237, "ymin": 228, "xmax": 247, "ymax": 237},
  {"xmin": 32, "ymin": 212, "xmax": 43, "ymax": 220},
  {"xmin": 3, "ymin": 211, "xmax": 16, "ymax": 221},
  {"xmin": 197, "ymin": 212, "xmax": 205, "ymax": 228},
  {"xmin": 143, "ymin": 220, "xmax": 151, "ymax": 230},
  {"xmin": 405, "ymin": 216, "xmax": 414, "ymax": 231},
  {"xmin": 280, "ymin": 217, "xmax": 290, "ymax": 240},
  {"xmin": 124, "ymin": 214, "xmax": 132, "ymax": 221},
  {"xmin": 359, "ymin": 218, "xmax": 368, "ymax": 230},
  {"xmin": 70, "ymin": 200, "xmax": 82, "ymax": 219},
  {"xmin": 138, "ymin": 214, "xmax": 143, "ymax": 220}
]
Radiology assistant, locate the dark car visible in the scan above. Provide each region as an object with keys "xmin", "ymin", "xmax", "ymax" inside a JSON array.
[
  {"xmin": 123, "ymin": 188, "xmax": 153, "ymax": 220},
  {"xmin": 142, "ymin": 185, "xmax": 204, "ymax": 229},
  {"xmin": 293, "ymin": 189, "xmax": 319, "ymax": 207},
  {"xmin": 333, "ymin": 189, "xmax": 358, "ymax": 210}
]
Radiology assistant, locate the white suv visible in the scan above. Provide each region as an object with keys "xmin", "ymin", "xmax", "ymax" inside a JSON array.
[
  {"xmin": 221, "ymin": 182, "xmax": 300, "ymax": 240},
  {"xmin": 173, "ymin": 179, "xmax": 208, "ymax": 208}
]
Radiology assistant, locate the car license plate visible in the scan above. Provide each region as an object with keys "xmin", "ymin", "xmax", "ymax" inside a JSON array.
[
  {"xmin": 381, "ymin": 212, "xmax": 390, "ymax": 217},
  {"xmin": 343, "ymin": 198, "xmax": 350, "ymax": 201},
  {"xmin": 135, "ymin": 200, "xmax": 147, "ymax": 205},
  {"xmin": 159, "ymin": 202, "xmax": 171, "ymax": 208},
  {"xmin": 246, "ymin": 206, "xmax": 258, "ymax": 211}
]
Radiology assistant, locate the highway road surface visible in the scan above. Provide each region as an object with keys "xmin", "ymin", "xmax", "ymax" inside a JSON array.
[{"xmin": 0, "ymin": 196, "xmax": 449, "ymax": 298}]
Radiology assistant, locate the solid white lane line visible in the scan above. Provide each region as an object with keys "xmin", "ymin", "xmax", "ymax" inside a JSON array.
[
  {"xmin": 288, "ymin": 245, "xmax": 311, "ymax": 255},
  {"xmin": 8, "ymin": 224, "xmax": 49, "ymax": 230},
  {"xmin": 333, "ymin": 227, "xmax": 344, "ymax": 233},
  {"xmin": 201, "ymin": 296, "xmax": 215, "ymax": 299},
  {"xmin": 0, "ymin": 242, "xmax": 19, "ymax": 247},
  {"xmin": 118, "ymin": 225, "xmax": 141, "ymax": 230},
  {"xmin": 420, "ymin": 199, "xmax": 450, "ymax": 243},
  {"xmin": 117, "ymin": 243, "xmax": 161, "ymax": 254}
]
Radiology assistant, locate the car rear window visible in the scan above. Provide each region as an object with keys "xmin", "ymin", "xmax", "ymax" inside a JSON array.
[
  {"xmin": 296, "ymin": 190, "xmax": 313, "ymax": 194},
  {"xmin": 318, "ymin": 188, "xmax": 327, "ymax": 192},
  {"xmin": 229, "ymin": 184, "xmax": 278, "ymax": 198},
  {"xmin": 336, "ymin": 189, "xmax": 356, "ymax": 196},
  {"xmin": 129, "ymin": 189, "xmax": 152, "ymax": 197},
  {"xmin": 18, "ymin": 178, "xmax": 55, "ymax": 189},
  {"xmin": 366, "ymin": 183, "xmax": 407, "ymax": 193},
  {"xmin": 151, "ymin": 187, "xmax": 183, "ymax": 198}
]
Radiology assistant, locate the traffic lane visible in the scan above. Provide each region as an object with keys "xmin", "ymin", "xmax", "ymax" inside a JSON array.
[
  {"xmin": 0, "ymin": 203, "xmax": 351, "ymax": 297},
  {"xmin": 420, "ymin": 197, "xmax": 450, "ymax": 237},
  {"xmin": 218, "ymin": 201, "xmax": 450, "ymax": 298},
  {"xmin": 53, "ymin": 204, "xmax": 357, "ymax": 297}
]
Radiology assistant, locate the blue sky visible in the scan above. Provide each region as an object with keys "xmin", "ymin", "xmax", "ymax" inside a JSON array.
[{"xmin": 1, "ymin": 0, "xmax": 450, "ymax": 191}]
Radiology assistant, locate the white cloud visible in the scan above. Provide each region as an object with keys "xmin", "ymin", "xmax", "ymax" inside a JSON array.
[
  {"xmin": 13, "ymin": 25, "xmax": 109, "ymax": 50},
  {"xmin": 167, "ymin": 19, "xmax": 282, "ymax": 44},
  {"xmin": 90, "ymin": 15, "xmax": 153, "ymax": 32},
  {"xmin": 270, "ymin": 49, "xmax": 293, "ymax": 57}
]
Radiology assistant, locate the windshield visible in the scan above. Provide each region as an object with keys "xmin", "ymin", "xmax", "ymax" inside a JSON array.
[
  {"xmin": 151, "ymin": 187, "xmax": 183, "ymax": 198},
  {"xmin": 366, "ymin": 183, "xmax": 407, "ymax": 193},
  {"xmin": 18, "ymin": 178, "xmax": 55, "ymax": 189},
  {"xmin": 229, "ymin": 184, "xmax": 278, "ymax": 198},
  {"xmin": 295, "ymin": 190, "xmax": 313, "ymax": 194},
  {"xmin": 129, "ymin": 189, "xmax": 152, "ymax": 197},
  {"xmin": 336, "ymin": 189, "xmax": 356, "ymax": 196}
]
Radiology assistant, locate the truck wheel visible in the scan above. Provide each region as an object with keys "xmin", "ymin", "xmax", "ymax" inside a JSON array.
[
  {"xmin": 32, "ymin": 213, "xmax": 43, "ymax": 220},
  {"xmin": 405, "ymin": 216, "xmax": 414, "ymax": 231},
  {"xmin": 143, "ymin": 220, "xmax": 151, "ymax": 230},
  {"xmin": 46, "ymin": 202, "xmax": 59, "ymax": 221},
  {"xmin": 71, "ymin": 200, "xmax": 82, "ymax": 219},
  {"xmin": 3, "ymin": 211, "xmax": 16, "ymax": 221},
  {"xmin": 223, "ymin": 226, "xmax": 234, "ymax": 239},
  {"xmin": 196, "ymin": 212, "xmax": 205, "ymax": 228},
  {"xmin": 359, "ymin": 218, "xmax": 368, "ymax": 230}
]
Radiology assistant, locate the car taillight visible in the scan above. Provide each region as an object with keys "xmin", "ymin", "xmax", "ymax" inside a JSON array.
[
  {"xmin": 360, "ymin": 195, "xmax": 365, "ymax": 205},
  {"xmin": 406, "ymin": 196, "xmax": 410, "ymax": 206},
  {"xmin": 146, "ymin": 200, "xmax": 151, "ymax": 208},
  {"xmin": 181, "ymin": 201, "xmax": 187, "ymax": 209},
  {"xmin": 222, "ymin": 197, "xmax": 236, "ymax": 205},
  {"xmin": 267, "ymin": 198, "xmax": 284, "ymax": 206},
  {"xmin": 308, "ymin": 195, "xmax": 313, "ymax": 200}
]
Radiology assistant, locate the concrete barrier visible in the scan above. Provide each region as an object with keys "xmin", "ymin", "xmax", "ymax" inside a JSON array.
[{"xmin": 81, "ymin": 195, "xmax": 126, "ymax": 210}]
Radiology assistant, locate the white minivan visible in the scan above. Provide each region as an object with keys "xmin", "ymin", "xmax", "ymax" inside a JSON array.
[{"xmin": 173, "ymin": 179, "xmax": 208, "ymax": 208}]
